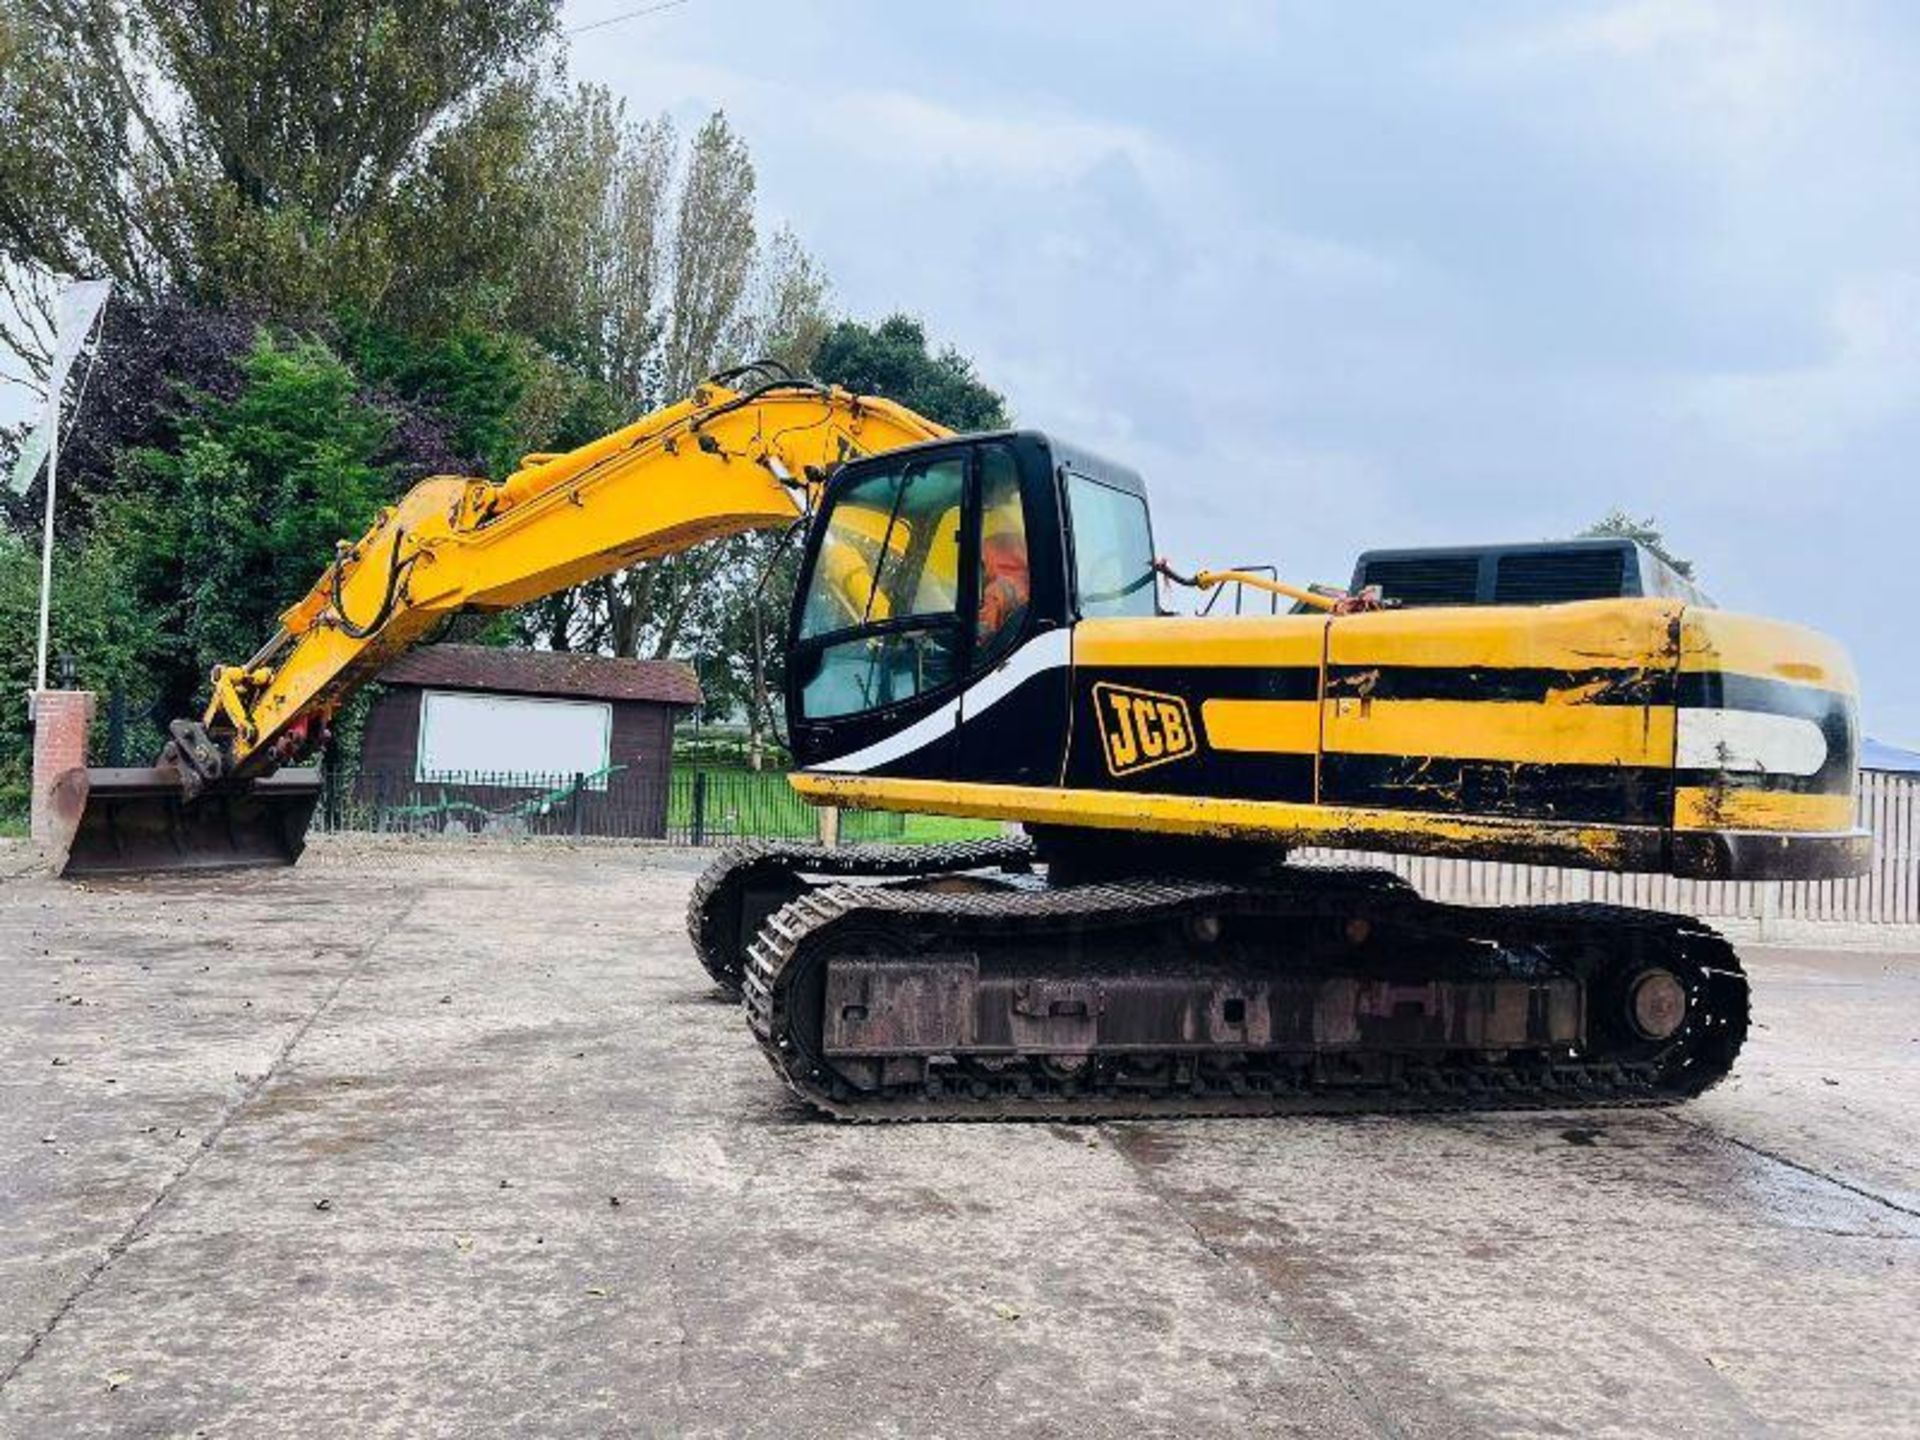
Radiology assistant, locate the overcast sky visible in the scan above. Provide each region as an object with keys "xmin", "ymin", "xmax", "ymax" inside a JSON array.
[{"xmin": 564, "ymin": 0, "xmax": 1920, "ymax": 742}]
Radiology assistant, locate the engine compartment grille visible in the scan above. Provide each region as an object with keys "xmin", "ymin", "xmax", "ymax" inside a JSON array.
[
  {"xmin": 1355, "ymin": 555, "xmax": 1481, "ymax": 607},
  {"xmin": 1493, "ymin": 548, "xmax": 1628, "ymax": 605}
]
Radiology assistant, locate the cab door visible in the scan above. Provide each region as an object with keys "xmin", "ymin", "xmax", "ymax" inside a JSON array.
[{"xmin": 955, "ymin": 440, "xmax": 1075, "ymax": 786}]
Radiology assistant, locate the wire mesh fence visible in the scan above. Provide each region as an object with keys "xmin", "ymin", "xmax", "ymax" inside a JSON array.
[{"xmin": 315, "ymin": 765, "xmax": 910, "ymax": 846}]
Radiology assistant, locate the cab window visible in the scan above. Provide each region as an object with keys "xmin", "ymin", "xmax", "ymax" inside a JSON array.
[
  {"xmin": 798, "ymin": 456, "xmax": 967, "ymax": 719},
  {"xmin": 1068, "ymin": 474, "xmax": 1156, "ymax": 618},
  {"xmin": 799, "ymin": 458, "xmax": 966, "ymax": 640},
  {"xmin": 799, "ymin": 630, "xmax": 962, "ymax": 720}
]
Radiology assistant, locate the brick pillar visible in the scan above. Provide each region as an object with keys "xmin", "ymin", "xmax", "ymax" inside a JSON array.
[{"xmin": 30, "ymin": 690, "xmax": 95, "ymax": 847}]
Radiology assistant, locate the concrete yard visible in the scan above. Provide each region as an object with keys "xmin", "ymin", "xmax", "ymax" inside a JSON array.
[{"xmin": 2, "ymin": 836, "xmax": 1917, "ymax": 1439}]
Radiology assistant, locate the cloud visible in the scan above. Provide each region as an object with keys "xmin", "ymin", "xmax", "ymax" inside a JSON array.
[
  {"xmin": 813, "ymin": 89, "xmax": 1175, "ymax": 184},
  {"xmin": 1685, "ymin": 270, "xmax": 1920, "ymax": 454},
  {"xmin": 1441, "ymin": 0, "xmax": 1840, "ymax": 167}
]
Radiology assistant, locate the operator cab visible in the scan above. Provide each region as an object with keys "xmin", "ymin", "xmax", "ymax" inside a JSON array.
[{"xmin": 786, "ymin": 432, "xmax": 1156, "ymax": 780}]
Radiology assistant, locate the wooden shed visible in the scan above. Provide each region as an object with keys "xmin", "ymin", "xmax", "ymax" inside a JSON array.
[{"xmin": 355, "ymin": 645, "xmax": 703, "ymax": 837}]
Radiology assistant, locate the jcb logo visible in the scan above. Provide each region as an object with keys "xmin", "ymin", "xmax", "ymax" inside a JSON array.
[{"xmin": 1092, "ymin": 683, "xmax": 1197, "ymax": 777}]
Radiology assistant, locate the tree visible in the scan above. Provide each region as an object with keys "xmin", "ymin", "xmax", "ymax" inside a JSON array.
[
  {"xmin": 342, "ymin": 316, "xmax": 544, "ymax": 480},
  {"xmin": 103, "ymin": 332, "xmax": 426, "ymax": 715},
  {"xmin": 500, "ymin": 101, "xmax": 834, "ymax": 663},
  {"xmin": 0, "ymin": 0, "xmax": 559, "ymax": 370},
  {"xmin": 812, "ymin": 314, "xmax": 1009, "ymax": 430},
  {"xmin": 508, "ymin": 86, "xmax": 674, "ymax": 406},
  {"xmin": 0, "ymin": 296, "xmax": 256, "ymax": 539},
  {"xmin": 1579, "ymin": 509, "xmax": 1695, "ymax": 579},
  {"xmin": 753, "ymin": 228, "xmax": 831, "ymax": 376},
  {"xmin": 662, "ymin": 114, "xmax": 758, "ymax": 397},
  {"xmin": 4, "ymin": 295, "xmax": 481, "ymax": 550},
  {"xmin": 3, "ymin": 23, "xmax": 1016, "ymax": 805}
]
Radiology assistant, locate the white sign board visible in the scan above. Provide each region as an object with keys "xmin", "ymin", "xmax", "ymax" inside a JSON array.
[{"xmin": 417, "ymin": 690, "xmax": 613, "ymax": 787}]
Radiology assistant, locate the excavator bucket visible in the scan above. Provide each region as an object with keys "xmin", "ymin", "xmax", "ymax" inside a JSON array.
[{"xmin": 46, "ymin": 766, "xmax": 323, "ymax": 878}]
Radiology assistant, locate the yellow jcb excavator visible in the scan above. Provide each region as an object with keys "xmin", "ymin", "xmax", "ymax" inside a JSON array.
[{"xmin": 48, "ymin": 363, "xmax": 1868, "ymax": 1118}]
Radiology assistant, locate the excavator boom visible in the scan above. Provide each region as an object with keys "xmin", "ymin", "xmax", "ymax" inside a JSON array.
[{"xmin": 49, "ymin": 370, "xmax": 948, "ymax": 875}]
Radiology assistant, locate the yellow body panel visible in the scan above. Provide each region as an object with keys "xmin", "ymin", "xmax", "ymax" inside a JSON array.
[
  {"xmin": 1679, "ymin": 608, "xmax": 1858, "ymax": 690},
  {"xmin": 1199, "ymin": 700, "xmax": 1321, "ymax": 755},
  {"xmin": 1674, "ymin": 787, "xmax": 1855, "ymax": 833},
  {"xmin": 1321, "ymin": 699, "xmax": 1674, "ymax": 767},
  {"xmin": 1075, "ymin": 615, "xmax": 1325, "ymax": 669},
  {"xmin": 1324, "ymin": 598, "xmax": 1684, "ymax": 672},
  {"xmin": 792, "ymin": 773, "xmax": 1652, "ymax": 870}
]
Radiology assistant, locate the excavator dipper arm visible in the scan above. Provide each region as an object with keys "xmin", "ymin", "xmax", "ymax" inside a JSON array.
[{"xmin": 48, "ymin": 373, "xmax": 948, "ymax": 874}]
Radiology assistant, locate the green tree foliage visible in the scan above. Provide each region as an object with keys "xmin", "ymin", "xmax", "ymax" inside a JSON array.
[
  {"xmin": 342, "ymin": 316, "xmax": 541, "ymax": 479},
  {"xmin": 0, "ymin": 536, "xmax": 34, "ymax": 814},
  {"xmin": 108, "ymin": 333, "xmax": 403, "ymax": 712},
  {"xmin": 1580, "ymin": 509, "xmax": 1695, "ymax": 579},
  {"xmin": 0, "ymin": 0, "xmax": 558, "ymax": 367},
  {"xmin": 813, "ymin": 315, "xmax": 1010, "ymax": 431},
  {"xmin": 0, "ymin": 513, "xmax": 171, "ymax": 809},
  {"xmin": 510, "ymin": 87, "xmax": 675, "ymax": 405}
]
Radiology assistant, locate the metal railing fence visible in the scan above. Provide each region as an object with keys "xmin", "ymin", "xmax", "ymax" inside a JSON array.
[
  {"xmin": 316, "ymin": 766, "xmax": 907, "ymax": 846},
  {"xmin": 1301, "ymin": 770, "xmax": 1920, "ymax": 926}
]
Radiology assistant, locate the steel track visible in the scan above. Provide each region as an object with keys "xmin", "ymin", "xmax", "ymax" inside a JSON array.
[
  {"xmin": 739, "ymin": 872, "xmax": 1750, "ymax": 1122},
  {"xmin": 685, "ymin": 836, "xmax": 1038, "ymax": 992}
]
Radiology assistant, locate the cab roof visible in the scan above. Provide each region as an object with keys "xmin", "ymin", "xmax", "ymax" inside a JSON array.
[{"xmin": 835, "ymin": 428, "xmax": 1149, "ymax": 500}]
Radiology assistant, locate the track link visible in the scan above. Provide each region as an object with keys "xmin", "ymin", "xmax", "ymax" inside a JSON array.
[
  {"xmin": 685, "ymin": 835, "xmax": 1036, "ymax": 993},
  {"xmin": 741, "ymin": 871, "xmax": 1749, "ymax": 1121}
]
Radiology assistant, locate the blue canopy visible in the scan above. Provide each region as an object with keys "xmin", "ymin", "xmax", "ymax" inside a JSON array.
[{"xmin": 1861, "ymin": 737, "xmax": 1920, "ymax": 774}]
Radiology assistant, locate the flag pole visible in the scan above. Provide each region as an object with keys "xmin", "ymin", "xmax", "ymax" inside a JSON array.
[
  {"xmin": 34, "ymin": 379, "xmax": 56, "ymax": 696},
  {"xmin": 22, "ymin": 279, "xmax": 110, "ymax": 705}
]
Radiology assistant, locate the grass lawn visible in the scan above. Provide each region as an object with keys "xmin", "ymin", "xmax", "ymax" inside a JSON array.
[
  {"xmin": 898, "ymin": 812, "xmax": 1005, "ymax": 843},
  {"xmin": 668, "ymin": 769, "xmax": 1002, "ymax": 845},
  {"xmin": 0, "ymin": 814, "xmax": 26, "ymax": 840}
]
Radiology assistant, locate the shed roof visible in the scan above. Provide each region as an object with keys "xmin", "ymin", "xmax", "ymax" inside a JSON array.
[{"xmin": 377, "ymin": 644, "xmax": 703, "ymax": 707}]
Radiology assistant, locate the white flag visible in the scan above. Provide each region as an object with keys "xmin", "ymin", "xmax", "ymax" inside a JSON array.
[
  {"xmin": 7, "ymin": 426, "xmax": 49, "ymax": 498},
  {"xmin": 9, "ymin": 278, "xmax": 111, "ymax": 495}
]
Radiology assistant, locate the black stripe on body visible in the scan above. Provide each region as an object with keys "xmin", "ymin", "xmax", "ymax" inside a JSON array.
[
  {"xmin": 1078, "ymin": 665, "xmax": 1323, "ymax": 702},
  {"xmin": 1675, "ymin": 767, "xmax": 1849, "ymax": 797},
  {"xmin": 1326, "ymin": 664, "xmax": 1675, "ymax": 706},
  {"xmin": 1059, "ymin": 750, "xmax": 1317, "ymax": 802},
  {"xmin": 1322, "ymin": 755, "xmax": 1674, "ymax": 826},
  {"xmin": 1674, "ymin": 671, "xmax": 1851, "ymax": 717}
]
